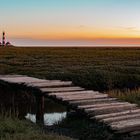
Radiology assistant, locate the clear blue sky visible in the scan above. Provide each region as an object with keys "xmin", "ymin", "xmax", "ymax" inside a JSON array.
[{"xmin": 0, "ymin": 0, "xmax": 140, "ymax": 46}]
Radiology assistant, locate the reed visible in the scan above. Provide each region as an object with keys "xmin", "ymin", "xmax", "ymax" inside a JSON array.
[{"xmin": 108, "ymin": 88, "xmax": 140, "ymax": 105}]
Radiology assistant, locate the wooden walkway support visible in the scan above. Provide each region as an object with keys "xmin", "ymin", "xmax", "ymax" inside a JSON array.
[{"xmin": 0, "ymin": 75, "xmax": 140, "ymax": 134}]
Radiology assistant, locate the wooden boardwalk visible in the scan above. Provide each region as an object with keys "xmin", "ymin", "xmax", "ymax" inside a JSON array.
[{"xmin": 0, "ymin": 75, "xmax": 140, "ymax": 134}]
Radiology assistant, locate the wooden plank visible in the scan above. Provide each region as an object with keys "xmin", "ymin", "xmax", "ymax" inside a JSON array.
[
  {"xmin": 102, "ymin": 113, "xmax": 140, "ymax": 123},
  {"xmin": 130, "ymin": 131, "xmax": 140, "ymax": 136},
  {"xmin": 28, "ymin": 80, "xmax": 62, "ymax": 84},
  {"xmin": 28, "ymin": 81, "xmax": 72, "ymax": 88},
  {"xmin": 64, "ymin": 96, "xmax": 108, "ymax": 105},
  {"xmin": 49, "ymin": 90, "xmax": 99, "ymax": 96},
  {"xmin": 94, "ymin": 109, "xmax": 140, "ymax": 120},
  {"xmin": 41, "ymin": 87, "xmax": 84, "ymax": 93},
  {"xmin": 72, "ymin": 100, "xmax": 118, "ymax": 106},
  {"xmin": 69, "ymin": 98, "xmax": 117, "ymax": 105},
  {"xmin": 55, "ymin": 92, "xmax": 101, "ymax": 99},
  {"xmin": 0, "ymin": 75, "xmax": 24, "ymax": 78},
  {"xmin": 110, "ymin": 119, "xmax": 140, "ymax": 133},
  {"xmin": 61, "ymin": 94, "xmax": 108, "ymax": 101},
  {"xmin": 86, "ymin": 104, "xmax": 136, "ymax": 112},
  {"xmin": 60, "ymin": 94, "xmax": 108, "ymax": 99},
  {"xmin": 87, "ymin": 104, "xmax": 137, "ymax": 115},
  {"xmin": 0, "ymin": 76, "xmax": 48, "ymax": 84},
  {"xmin": 78, "ymin": 102, "xmax": 130, "ymax": 109}
]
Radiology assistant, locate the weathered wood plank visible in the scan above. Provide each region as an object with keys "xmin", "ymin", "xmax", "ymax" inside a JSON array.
[
  {"xmin": 86, "ymin": 104, "xmax": 136, "ymax": 112},
  {"xmin": 28, "ymin": 81, "xmax": 72, "ymax": 88},
  {"xmin": 41, "ymin": 87, "xmax": 84, "ymax": 93},
  {"xmin": 87, "ymin": 104, "xmax": 137, "ymax": 115},
  {"xmin": 130, "ymin": 131, "xmax": 140, "ymax": 136},
  {"xmin": 94, "ymin": 109, "xmax": 140, "ymax": 120},
  {"xmin": 102, "ymin": 113, "xmax": 140, "ymax": 123},
  {"xmin": 0, "ymin": 75, "xmax": 24, "ymax": 78},
  {"xmin": 49, "ymin": 90, "xmax": 98, "ymax": 96},
  {"xmin": 69, "ymin": 98, "xmax": 117, "ymax": 105},
  {"xmin": 61, "ymin": 94, "xmax": 108, "ymax": 101},
  {"xmin": 111, "ymin": 119, "xmax": 140, "ymax": 133},
  {"xmin": 55, "ymin": 92, "xmax": 102, "ymax": 99},
  {"xmin": 27, "ymin": 80, "xmax": 61, "ymax": 84},
  {"xmin": 78, "ymin": 102, "xmax": 130, "ymax": 109},
  {"xmin": 0, "ymin": 76, "xmax": 48, "ymax": 84}
]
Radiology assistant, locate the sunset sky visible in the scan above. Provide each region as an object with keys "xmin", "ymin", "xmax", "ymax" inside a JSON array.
[{"xmin": 0, "ymin": 0, "xmax": 140, "ymax": 46}]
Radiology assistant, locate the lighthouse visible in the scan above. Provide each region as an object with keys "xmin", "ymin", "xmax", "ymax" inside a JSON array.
[
  {"xmin": 0, "ymin": 31, "xmax": 13, "ymax": 47},
  {"xmin": 2, "ymin": 31, "xmax": 5, "ymax": 47},
  {"xmin": 2, "ymin": 32, "xmax": 5, "ymax": 46}
]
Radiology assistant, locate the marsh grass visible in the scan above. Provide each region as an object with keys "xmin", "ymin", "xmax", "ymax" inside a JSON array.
[
  {"xmin": 0, "ymin": 47, "xmax": 140, "ymax": 91},
  {"xmin": 0, "ymin": 107, "xmax": 19, "ymax": 120},
  {"xmin": 108, "ymin": 88, "xmax": 140, "ymax": 105},
  {"xmin": 0, "ymin": 113, "xmax": 73, "ymax": 140}
]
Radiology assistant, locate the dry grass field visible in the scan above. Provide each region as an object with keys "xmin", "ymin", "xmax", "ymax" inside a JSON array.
[{"xmin": 0, "ymin": 47, "xmax": 139, "ymax": 91}]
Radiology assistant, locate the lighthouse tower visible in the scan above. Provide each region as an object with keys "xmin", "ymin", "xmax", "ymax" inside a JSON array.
[
  {"xmin": 0, "ymin": 31, "xmax": 13, "ymax": 47},
  {"xmin": 2, "ymin": 31, "xmax": 5, "ymax": 47}
]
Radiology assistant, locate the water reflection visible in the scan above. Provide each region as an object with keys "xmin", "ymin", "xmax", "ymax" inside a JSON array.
[
  {"xmin": 44, "ymin": 112, "xmax": 66, "ymax": 126},
  {"xmin": 0, "ymin": 86, "xmax": 67, "ymax": 126},
  {"xmin": 26, "ymin": 112, "xmax": 66, "ymax": 126},
  {"xmin": 24, "ymin": 98, "xmax": 67, "ymax": 126}
]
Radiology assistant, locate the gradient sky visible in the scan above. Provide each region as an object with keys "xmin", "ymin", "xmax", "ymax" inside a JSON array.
[{"xmin": 0, "ymin": 0, "xmax": 140, "ymax": 46}]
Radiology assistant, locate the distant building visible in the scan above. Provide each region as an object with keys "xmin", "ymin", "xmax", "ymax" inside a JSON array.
[
  {"xmin": 2, "ymin": 32, "xmax": 5, "ymax": 46},
  {"xmin": 0, "ymin": 31, "xmax": 13, "ymax": 47}
]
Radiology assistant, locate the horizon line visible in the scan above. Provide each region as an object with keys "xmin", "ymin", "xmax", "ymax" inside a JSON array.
[{"xmin": 14, "ymin": 45, "xmax": 140, "ymax": 47}]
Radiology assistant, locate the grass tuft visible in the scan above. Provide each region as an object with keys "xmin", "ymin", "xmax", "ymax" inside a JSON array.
[
  {"xmin": 0, "ymin": 114, "xmax": 73, "ymax": 140},
  {"xmin": 108, "ymin": 88, "xmax": 140, "ymax": 105}
]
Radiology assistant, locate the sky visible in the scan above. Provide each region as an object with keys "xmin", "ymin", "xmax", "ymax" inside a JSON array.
[{"xmin": 0, "ymin": 0, "xmax": 140, "ymax": 46}]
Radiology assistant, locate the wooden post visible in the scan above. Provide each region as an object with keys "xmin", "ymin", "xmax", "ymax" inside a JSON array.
[
  {"xmin": 66, "ymin": 106, "xmax": 71, "ymax": 117},
  {"xmin": 36, "ymin": 95, "xmax": 44, "ymax": 124},
  {"xmin": 67, "ymin": 106, "xmax": 70, "ymax": 112}
]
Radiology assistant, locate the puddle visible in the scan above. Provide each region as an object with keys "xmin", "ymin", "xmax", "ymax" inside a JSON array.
[
  {"xmin": 26, "ymin": 112, "xmax": 67, "ymax": 126},
  {"xmin": 25, "ymin": 98, "xmax": 67, "ymax": 126},
  {"xmin": 0, "ymin": 88, "xmax": 67, "ymax": 126}
]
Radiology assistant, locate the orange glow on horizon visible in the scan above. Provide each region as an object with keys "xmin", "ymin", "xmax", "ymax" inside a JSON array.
[
  {"xmin": 7, "ymin": 26, "xmax": 140, "ymax": 40},
  {"xmin": 6, "ymin": 25, "xmax": 140, "ymax": 45}
]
